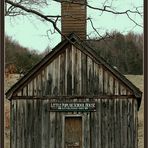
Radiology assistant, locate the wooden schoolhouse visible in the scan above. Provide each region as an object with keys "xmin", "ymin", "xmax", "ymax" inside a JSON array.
[{"xmin": 6, "ymin": 0, "xmax": 142, "ymax": 148}]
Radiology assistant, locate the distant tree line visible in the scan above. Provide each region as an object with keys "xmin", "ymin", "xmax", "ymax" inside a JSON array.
[
  {"xmin": 5, "ymin": 36, "xmax": 42, "ymax": 74},
  {"xmin": 87, "ymin": 31, "xmax": 143, "ymax": 75},
  {"xmin": 5, "ymin": 31, "xmax": 143, "ymax": 75}
]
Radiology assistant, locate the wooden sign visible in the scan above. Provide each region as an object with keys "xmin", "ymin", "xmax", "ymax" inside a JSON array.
[{"xmin": 50, "ymin": 102, "xmax": 96, "ymax": 112}]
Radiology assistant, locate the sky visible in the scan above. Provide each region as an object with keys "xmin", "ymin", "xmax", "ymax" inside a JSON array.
[{"xmin": 5, "ymin": 0, "xmax": 143, "ymax": 53}]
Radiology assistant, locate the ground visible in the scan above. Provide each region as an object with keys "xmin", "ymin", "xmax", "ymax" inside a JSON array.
[{"xmin": 4, "ymin": 74, "xmax": 144, "ymax": 148}]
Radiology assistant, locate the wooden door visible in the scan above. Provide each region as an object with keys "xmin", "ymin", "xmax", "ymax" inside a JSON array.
[{"xmin": 64, "ymin": 117, "xmax": 82, "ymax": 148}]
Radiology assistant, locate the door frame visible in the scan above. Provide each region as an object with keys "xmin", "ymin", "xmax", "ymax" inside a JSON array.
[{"xmin": 62, "ymin": 114, "xmax": 84, "ymax": 148}]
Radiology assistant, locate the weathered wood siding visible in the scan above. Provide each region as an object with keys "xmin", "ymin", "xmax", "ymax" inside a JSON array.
[
  {"xmin": 11, "ymin": 98, "xmax": 138, "ymax": 148},
  {"xmin": 11, "ymin": 43, "xmax": 138, "ymax": 148},
  {"xmin": 15, "ymin": 45, "xmax": 133, "ymax": 97}
]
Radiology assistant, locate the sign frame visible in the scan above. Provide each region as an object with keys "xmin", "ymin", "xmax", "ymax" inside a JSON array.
[{"xmin": 49, "ymin": 102, "xmax": 96, "ymax": 112}]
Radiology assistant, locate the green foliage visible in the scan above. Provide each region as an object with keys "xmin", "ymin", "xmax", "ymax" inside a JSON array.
[
  {"xmin": 5, "ymin": 35, "xmax": 42, "ymax": 74},
  {"xmin": 87, "ymin": 31, "xmax": 143, "ymax": 75}
]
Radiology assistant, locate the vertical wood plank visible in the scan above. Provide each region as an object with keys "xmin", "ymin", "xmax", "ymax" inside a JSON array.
[
  {"xmin": 45, "ymin": 66, "xmax": 49, "ymax": 96},
  {"xmin": 55, "ymin": 112, "xmax": 62, "ymax": 148},
  {"xmin": 127, "ymin": 99, "xmax": 132, "ymax": 148},
  {"xmin": 87, "ymin": 56, "xmax": 93, "ymax": 95},
  {"xmin": 41, "ymin": 69, "xmax": 45, "ymax": 96},
  {"xmin": 65, "ymin": 48, "xmax": 68, "ymax": 95},
  {"xmin": 37, "ymin": 100, "xmax": 42, "ymax": 148},
  {"xmin": 93, "ymin": 63, "xmax": 99, "ymax": 95},
  {"xmin": 11, "ymin": 100, "xmax": 17, "ymax": 148},
  {"xmin": 60, "ymin": 51, "xmax": 66, "ymax": 95},
  {"xmin": 10, "ymin": 101, "xmax": 12, "ymax": 148},
  {"xmin": 134, "ymin": 99, "xmax": 138, "ymax": 148},
  {"xmin": 20, "ymin": 100, "xmax": 25, "ymax": 148},
  {"xmin": 96, "ymin": 99, "xmax": 101, "ymax": 148},
  {"xmin": 31, "ymin": 100, "xmax": 38, "ymax": 148},
  {"xmin": 117, "ymin": 99, "xmax": 121, "ymax": 148},
  {"xmin": 27, "ymin": 83, "xmax": 30, "ymax": 96},
  {"xmin": 52, "ymin": 59, "xmax": 56, "ymax": 95},
  {"xmin": 29, "ymin": 82, "xmax": 33, "ymax": 96},
  {"xmin": 90, "ymin": 112, "xmax": 95, "ymax": 148},
  {"xmin": 101, "ymin": 99, "xmax": 105, "ymax": 148},
  {"xmin": 54, "ymin": 56, "xmax": 59, "ymax": 95},
  {"xmin": 30, "ymin": 100, "xmax": 35, "ymax": 148},
  {"xmin": 108, "ymin": 99, "xmax": 112, "ymax": 148},
  {"xmin": 27, "ymin": 100, "xmax": 31, "ymax": 148},
  {"xmin": 119, "ymin": 99, "xmax": 122, "ymax": 148},
  {"xmin": 99, "ymin": 65, "xmax": 103, "ymax": 94},
  {"xmin": 73, "ymin": 47, "xmax": 78, "ymax": 95},
  {"xmin": 37, "ymin": 74, "xmax": 41, "ymax": 96},
  {"xmin": 16, "ymin": 100, "xmax": 20, "ymax": 148},
  {"xmin": 55, "ymin": 112, "xmax": 59, "ymax": 148},
  {"xmin": 16, "ymin": 100, "xmax": 23, "ymax": 148},
  {"xmin": 33, "ymin": 78, "xmax": 37, "ymax": 96},
  {"xmin": 36, "ymin": 75, "xmax": 39, "ymax": 96},
  {"xmin": 81, "ymin": 52, "xmax": 87, "ymax": 95},
  {"xmin": 114, "ymin": 99, "xmax": 118, "ymax": 148},
  {"xmin": 33, "ymin": 100, "xmax": 38, "ymax": 148},
  {"xmin": 109, "ymin": 75, "xmax": 114, "ymax": 94},
  {"xmin": 83, "ymin": 112, "xmax": 90, "ymax": 148},
  {"xmin": 49, "ymin": 112, "xmax": 56, "ymax": 148},
  {"xmin": 110, "ymin": 99, "xmax": 115, "ymax": 148},
  {"xmin": 47, "ymin": 100, "xmax": 51, "ymax": 147},
  {"xmin": 77, "ymin": 49, "xmax": 82, "ymax": 95},
  {"xmin": 58, "ymin": 55, "xmax": 61, "ymax": 95},
  {"xmin": 120, "ymin": 84, "xmax": 127, "ymax": 95},
  {"xmin": 46, "ymin": 64, "xmax": 53, "ymax": 95},
  {"xmin": 41, "ymin": 100, "xmax": 48, "ymax": 148},
  {"xmin": 72, "ymin": 45, "xmax": 75, "ymax": 95},
  {"xmin": 24, "ymin": 100, "xmax": 27, "ymax": 148},
  {"xmin": 105, "ymin": 99, "xmax": 109, "ymax": 148},
  {"xmin": 104, "ymin": 71, "xmax": 108, "ymax": 94},
  {"xmin": 120, "ymin": 99, "xmax": 124, "ymax": 148},
  {"xmin": 67, "ymin": 47, "xmax": 72, "ymax": 95},
  {"xmin": 34, "ymin": 100, "xmax": 37, "ymax": 148},
  {"xmin": 22, "ymin": 86, "xmax": 27, "ymax": 96},
  {"xmin": 43, "ymin": 68, "xmax": 47, "ymax": 96},
  {"xmin": 131, "ymin": 99, "xmax": 134, "ymax": 148},
  {"xmin": 32, "ymin": 79, "xmax": 34, "ymax": 96},
  {"xmin": 122, "ymin": 99, "xmax": 128, "ymax": 148},
  {"xmin": 114, "ymin": 79, "xmax": 119, "ymax": 95}
]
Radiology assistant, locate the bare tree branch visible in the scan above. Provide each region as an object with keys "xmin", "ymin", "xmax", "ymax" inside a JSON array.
[
  {"xmin": 5, "ymin": 0, "xmax": 63, "ymax": 35},
  {"xmin": 126, "ymin": 13, "xmax": 143, "ymax": 27},
  {"xmin": 53, "ymin": 0, "xmax": 143, "ymax": 27},
  {"xmin": 88, "ymin": 18, "xmax": 115, "ymax": 50},
  {"xmin": 6, "ymin": 0, "xmax": 143, "ymax": 26},
  {"xmin": 6, "ymin": 0, "xmax": 90, "ymax": 48},
  {"xmin": 5, "ymin": 0, "xmax": 143, "ymax": 44},
  {"xmin": 54, "ymin": 0, "xmax": 142, "ymax": 15}
]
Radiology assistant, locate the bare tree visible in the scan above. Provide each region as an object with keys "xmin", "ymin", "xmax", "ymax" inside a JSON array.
[{"xmin": 5, "ymin": 0, "xmax": 143, "ymax": 40}]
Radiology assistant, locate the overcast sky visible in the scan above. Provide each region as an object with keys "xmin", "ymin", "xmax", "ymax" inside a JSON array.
[{"xmin": 5, "ymin": 0, "xmax": 143, "ymax": 53}]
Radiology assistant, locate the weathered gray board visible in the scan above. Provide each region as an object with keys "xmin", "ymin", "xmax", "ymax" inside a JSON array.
[
  {"xmin": 14, "ymin": 45, "xmax": 133, "ymax": 97},
  {"xmin": 11, "ymin": 98, "xmax": 138, "ymax": 148}
]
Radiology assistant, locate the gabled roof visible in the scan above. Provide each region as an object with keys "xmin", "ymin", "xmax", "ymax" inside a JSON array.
[{"xmin": 6, "ymin": 33, "xmax": 142, "ymax": 109}]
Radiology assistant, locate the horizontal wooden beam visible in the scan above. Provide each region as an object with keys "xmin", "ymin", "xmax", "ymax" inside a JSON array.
[{"xmin": 11, "ymin": 95, "xmax": 135, "ymax": 100}]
